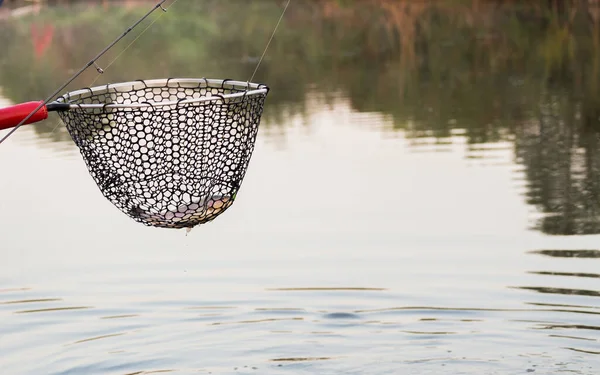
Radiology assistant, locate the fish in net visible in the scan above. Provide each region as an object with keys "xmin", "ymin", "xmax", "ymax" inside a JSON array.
[{"xmin": 60, "ymin": 78, "xmax": 269, "ymax": 228}]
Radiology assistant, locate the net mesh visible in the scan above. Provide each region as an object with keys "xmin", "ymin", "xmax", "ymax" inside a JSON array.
[{"xmin": 56, "ymin": 79, "xmax": 268, "ymax": 229}]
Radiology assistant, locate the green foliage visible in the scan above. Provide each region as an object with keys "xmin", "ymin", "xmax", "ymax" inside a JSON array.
[{"xmin": 2, "ymin": 0, "xmax": 600, "ymax": 234}]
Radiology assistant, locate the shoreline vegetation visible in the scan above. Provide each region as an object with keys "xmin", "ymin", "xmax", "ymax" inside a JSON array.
[{"xmin": 1, "ymin": 0, "xmax": 600, "ymax": 235}]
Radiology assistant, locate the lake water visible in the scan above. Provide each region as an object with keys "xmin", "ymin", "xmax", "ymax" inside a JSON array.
[{"xmin": 0, "ymin": 1, "xmax": 599, "ymax": 374}]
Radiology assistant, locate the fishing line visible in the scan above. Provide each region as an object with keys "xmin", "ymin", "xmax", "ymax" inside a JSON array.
[
  {"xmin": 1, "ymin": 0, "xmax": 289, "ymax": 145},
  {"xmin": 0, "ymin": 0, "xmax": 174, "ymax": 145},
  {"xmin": 47, "ymin": 0, "xmax": 181, "ymax": 136},
  {"xmin": 249, "ymin": 0, "xmax": 292, "ymax": 83},
  {"xmin": 89, "ymin": 0, "xmax": 181, "ymax": 87}
]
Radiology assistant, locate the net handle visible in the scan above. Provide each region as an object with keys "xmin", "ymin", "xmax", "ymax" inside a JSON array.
[{"xmin": 0, "ymin": 101, "xmax": 70, "ymax": 130}]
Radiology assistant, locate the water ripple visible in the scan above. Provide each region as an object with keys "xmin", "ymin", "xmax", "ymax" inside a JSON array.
[
  {"xmin": 101, "ymin": 314, "xmax": 140, "ymax": 319},
  {"xmin": 210, "ymin": 317, "xmax": 304, "ymax": 326},
  {"xmin": 565, "ymin": 348, "xmax": 600, "ymax": 355},
  {"xmin": 0, "ymin": 298, "xmax": 62, "ymax": 304},
  {"xmin": 15, "ymin": 306, "xmax": 93, "ymax": 314},
  {"xmin": 549, "ymin": 334, "xmax": 596, "ymax": 342},
  {"xmin": 121, "ymin": 370, "xmax": 177, "ymax": 375},
  {"xmin": 513, "ymin": 286, "xmax": 600, "ymax": 298},
  {"xmin": 526, "ymin": 302, "xmax": 600, "ymax": 310},
  {"xmin": 529, "ymin": 250, "xmax": 600, "ymax": 258},
  {"xmin": 528, "ymin": 271, "xmax": 600, "ymax": 279},
  {"xmin": 0, "ymin": 287, "xmax": 31, "ymax": 293},
  {"xmin": 400, "ymin": 330, "xmax": 457, "ymax": 335},
  {"xmin": 270, "ymin": 357, "xmax": 332, "ymax": 362},
  {"xmin": 73, "ymin": 332, "xmax": 128, "ymax": 345},
  {"xmin": 537, "ymin": 324, "xmax": 600, "ymax": 331},
  {"xmin": 267, "ymin": 287, "xmax": 386, "ymax": 291}
]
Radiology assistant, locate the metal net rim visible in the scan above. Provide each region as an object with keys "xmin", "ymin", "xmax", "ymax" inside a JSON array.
[
  {"xmin": 55, "ymin": 77, "xmax": 269, "ymax": 229},
  {"xmin": 56, "ymin": 78, "xmax": 269, "ymax": 110}
]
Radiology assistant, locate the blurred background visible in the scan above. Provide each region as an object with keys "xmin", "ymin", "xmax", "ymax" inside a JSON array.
[
  {"xmin": 2, "ymin": 0, "xmax": 600, "ymax": 235},
  {"xmin": 0, "ymin": 1, "xmax": 599, "ymax": 374}
]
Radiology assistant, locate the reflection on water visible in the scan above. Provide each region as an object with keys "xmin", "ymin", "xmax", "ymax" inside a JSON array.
[
  {"xmin": 2, "ymin": 0, "xmax": 600, "ymax": 235},
  {"xmin": 270, "ymin": 357, "xmax": 332, "ymax": 362},
  {"xmin": 1, "ymin": 1, "xmax": 600, "ymax": 374},
  {"xmin": 529, "ymin": 271, "xmax": 600, "ymax": 279},
  {"xmin": 530, "ymin": 249, "xmax": 600, "ymax": 258},
  {"xmin": 514, "ymin": 286, "xmax": 600, "ymax": 298}
]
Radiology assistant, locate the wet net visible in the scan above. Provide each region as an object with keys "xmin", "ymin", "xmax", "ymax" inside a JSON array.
[{"xmin": 55, "ymin": 78, "xmax": 269, "ymax": 229}]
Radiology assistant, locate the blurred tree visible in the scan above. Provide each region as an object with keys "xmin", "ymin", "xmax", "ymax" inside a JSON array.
[{"xmin": 2, "ymin": 0, "xmax": 600, "ymax": 234}]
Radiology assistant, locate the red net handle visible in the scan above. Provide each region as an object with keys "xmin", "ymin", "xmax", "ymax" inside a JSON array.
[{"xmin": 0, "ymin": 101, "xmax": 48, "ymax": 131}]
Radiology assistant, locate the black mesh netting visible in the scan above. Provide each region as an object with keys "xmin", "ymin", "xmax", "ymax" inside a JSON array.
[{"xmin": 56, "ymin": 78, "xmax": 269, "ymax": 229}]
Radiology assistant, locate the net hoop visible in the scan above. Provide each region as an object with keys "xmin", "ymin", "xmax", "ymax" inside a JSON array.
[
  {"xmin": 55, "ymin": 77, "xmax": 269, "ymax": 229},
  {"xmin": 57, "ymin": 78, "xmax": 269, "ymax": 109}
]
